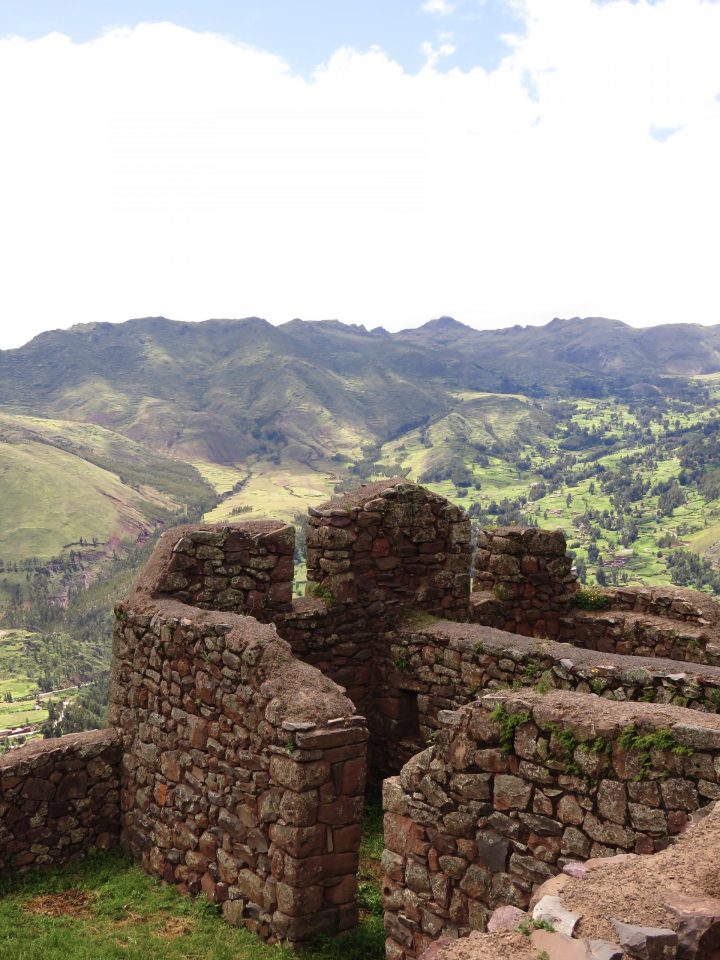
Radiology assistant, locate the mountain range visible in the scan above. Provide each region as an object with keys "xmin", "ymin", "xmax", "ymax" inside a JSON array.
[
  {"xmin": 3, "ymin": 313, "xmax": 720, "ymax": 462},
  {"xmin": 1, "ymin": 313, "xmax": 719, "ymax": 573}
]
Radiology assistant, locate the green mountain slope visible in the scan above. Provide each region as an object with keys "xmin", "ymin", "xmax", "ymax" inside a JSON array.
[
  {"xmin": 2, "ymin": 313, "xmax": 720, "ymax": 595},
  {"xmin": 4, "ymin": 313, "xmax": 720, "ymax": 744},
  {"xmin": 0, "ymin": 412, "xmax": 214, "ymax": 562},
  {"xmin": 0, "ymin": 316, "xmax": 501, "ymax": 463}
]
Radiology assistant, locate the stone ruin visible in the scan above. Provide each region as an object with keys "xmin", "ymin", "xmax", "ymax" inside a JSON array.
[{"xmin": 3, "ymin": 478, "xmax": 720, "ymax": 957}]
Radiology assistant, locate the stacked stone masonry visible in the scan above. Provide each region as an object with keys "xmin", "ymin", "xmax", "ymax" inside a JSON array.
[
  {"xmin": 380, "ymin": 618, "xmax": 720, "ymax": 751},
  {"xmin": 472, "ymin": 527, "xmax": 577, "ymax": 638},
  {"xmin": 109, "ymin": 593, "xmax": 367, "ymax": 946},
  {"xmin": 416, "ymin": 800, "xmax": 720, "ymax": 960},
  {"xmin": 0, "ymin": 729, "xmax": 121, "ymax": 871},
  {"xmin": 4, "ymin": 479, "xmax": 720, "ymax": 958},
  {"xmin": 382, "ymin": 689, "xmax": 720, "ymax": 959},
  {"xmin": 305, "ymin": 478, "xmax": 471, "ymax": 620},
  {"xmin": 278, "ymin": 479, "xmax": 472, "ymax": 779},
  {"xmin": 149, "ymin": 519, "xmax": 295, "ymax": 618},
  {"xmin": 561, "ymin": 585, "xmax": 720, "ymax": 666}
]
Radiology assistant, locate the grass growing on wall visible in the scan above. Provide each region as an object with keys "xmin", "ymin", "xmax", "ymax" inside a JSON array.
[{"xmin": 0, "ymin": 803, "xmax": 386, "ymax": 960}]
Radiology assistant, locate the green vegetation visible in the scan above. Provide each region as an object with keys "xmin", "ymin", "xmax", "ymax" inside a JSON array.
[
  {"xmin": 618, "ymin": 724, "xmax": 693, "ymax": 778},
  {"xmin": 517, "ymin": 917, "xmax": 555, "ymax": 936},
  {"xmin": 357, "ymin": 799, "xmax": 384, "ymax": 920},
  {"xmin": 0, "ymin": 412, "xmax": 214, "ymax": 563},
  {"xmin": 311, "ymin": 584, "xmax": 336, "ymax": 606},
  {"xmin": 490, "ymin": 704, "xmax": 531, "ymax": 752},
  {"xmin": 574, "ymin": 587, "xmax": 612, "ymax": 610},
  {"xmin": 0, "ymin": 849, "xmax": 384, "ymax": 960},
  {"xmin": 42, "ymin": 681, "xmax": 108, "ymax": 739}
]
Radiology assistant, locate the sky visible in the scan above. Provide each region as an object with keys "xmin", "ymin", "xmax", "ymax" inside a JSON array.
[{"xmin": 0, "ymin": 0, "xmax": 718, "ymax": 349}]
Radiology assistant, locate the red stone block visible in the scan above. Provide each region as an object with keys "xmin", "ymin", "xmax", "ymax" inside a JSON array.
[
  {"xmin": 371, "ymin": 538, "xmax": 391, "ymax": 557},
  {"xmin": 384, "ymin": 813, "xmax": 426, "ymax": 857}
]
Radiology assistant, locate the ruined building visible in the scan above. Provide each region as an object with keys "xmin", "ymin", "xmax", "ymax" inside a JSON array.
[{"xmin": 3, "ymin": 479, "xmax": 720, "ymax": 958}]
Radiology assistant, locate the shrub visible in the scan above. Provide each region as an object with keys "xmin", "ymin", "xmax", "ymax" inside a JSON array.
[{"xmin": 574, "ymin": 587, "xmax": 611, "ymax": 610}]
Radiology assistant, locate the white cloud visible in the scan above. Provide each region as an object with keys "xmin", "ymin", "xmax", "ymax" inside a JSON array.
[
  {"xmin": 420, "ymin": 39, "xmax": 457, "ymax": 68},
  {"xmin": 422, "ymin": 0, "xmax": 456, "ymax": 14},
  {"xmin": 0, "ymin": 2, "xmax": 719, "ymax": 348}
]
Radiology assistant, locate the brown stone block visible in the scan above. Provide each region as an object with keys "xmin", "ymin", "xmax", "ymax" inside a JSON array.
[
  {"xmin": 12, "ymin": 851, "xmax": 37, "ymax": 867},
  {"xmin": 493, "ymin": 775, "xmax": 532, "ymax": 811},
  {"xmin": 55, "ymin": 771, "xmax": 88, "ymax": 802},
  {"xmin": 269, "ymin": 582, "xmax": 292, "ymax": 605},
  {"xmin": 21, "ymin": 778, "xmax": 55, "ymax": 801},
  {"xmin": 270, "ymin": 757, "xmax": 330, "ymax": 791},
  {"xmin": 318, "ymin": 795, "xmax": 363, "ymax": 825},
  {"xmin": 200, "ymin": 871, "xmax": 216, "ymax": 900},
  {"xmin": 385, "ymin": 813, "xmax": 427, "ymax": 857},
  {"xmin": 279, "ymin": 789, "xmax": 319, "ymax": 826},
  {"xmin": 185, "ymin": 849, "xmax": 209, "ymax": 873},
  {"xmin": 338, "ymin": 756, "xmax": 367, "ymax": 796},
  {"xmin": 236, "ymin": 867, "xmax": 265, "ymax": 904},
  {"xmin": 371, "ymin": 538, "xmax": 391, "ymax": 557},
  {"xmin": 324, "ymin": 874, "xmax": 357, "ymax": 905},
  {"xmin": 154, "ymin": 782, "xmax": 168, "ymax": 806},
  {"xmin": 269, "ymin": 823, "xmax": 325, "ymax": 857},
  {"xmin": 282, "ymin": 851, "xmax": 358, "ymax": 887},
  {"xmin": 276, "ymin": 881, "xmax": 324, "ymax": 916},
  {"xmin": 528, "ymin": 832, "xmax": 561, "ymax": 864},
  {"xmin": 597, "ymin": 780, "xmax": 627, "ymax": 825},
  {"xmin": 332, "ymin": 823, "xmax": 362, "ymax": 853},
  {"xmin": 271, "ymin": 556, "xmax": 295, "ymax": 581}
]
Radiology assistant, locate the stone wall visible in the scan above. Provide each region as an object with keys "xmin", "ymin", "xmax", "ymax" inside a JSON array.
[
  {"xmin": 275, "ymin": 479, "xmax": 472, "ymax": 780},
  {"xmin": 378, "ymin": 618, "xmax": 720, "ymax": 757},
  {"xmin": 109, "ymin": 584, "xmax": 368, "ymax": 947},
  {"xmin": 567, "ymin": 608, "xmax": 720, "ymax": 666},
  {"xmin": 472, "ymin": 527, "xmax": 577, "ymax": 638},
  {"xmin": 416, "ymin": 800, "xmax": 720, "ymax": 960},
  {"xmin": 382, "ymin": 689, "xmax": 720, "ymax": 959},
  {"xmin": 597, "ymin": 584, "xmax": 720, "ymax": 627},
  {"xmin": 149, "ymin": 520, "xmax": 295, "ymax": 618},
  {"xmin": 273, "ymin": 597, "xmax": 380, "ymax": 723},
  {"xmin": 306, "ymin": 479, "xmax": 471, "ymax": 620},
  {"xmin": 560, "ymin": 584, "xmax": 720, "ymax": 666},
  {"xmin": 0, "ymin": 729, "xmax": 121, "ymax": 872}
]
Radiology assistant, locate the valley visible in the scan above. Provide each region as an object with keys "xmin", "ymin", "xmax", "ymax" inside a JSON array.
[{"xmin": 2, "ymin": 315, "xmax": 720, "ymax": 745}]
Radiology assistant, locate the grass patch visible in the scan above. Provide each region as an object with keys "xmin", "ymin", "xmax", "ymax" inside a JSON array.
[
  {"xmin": 357, "ymin": 798, "xmax": 384, "ymax": 921},
  {"xmin": 0, "ymin": 848, "xmax": 385, "ymax": 960}
]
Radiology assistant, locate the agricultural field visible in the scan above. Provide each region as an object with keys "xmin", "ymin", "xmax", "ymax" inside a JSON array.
[
  {"xmin": 204, "ymin": 459, "xmax": 338, "ymax": 524},
  {"xmin": 0, "ymin": 628, "xmax": 105, "ymax": 747},
  {"xmin": 375, "ymin": 388, "xmax": 720, "ymax": 594}
]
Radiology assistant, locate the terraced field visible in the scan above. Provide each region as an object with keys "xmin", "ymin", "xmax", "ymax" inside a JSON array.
[{"xmin": 374, "ymin": 388, "xmax": 720, "ymax": 592}]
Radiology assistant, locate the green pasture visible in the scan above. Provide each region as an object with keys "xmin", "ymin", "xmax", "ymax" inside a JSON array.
[
  {"xmin": 0, "ymin": 802, "xmax": 385, "ymax": 960},
  {"xmin": 205, "ymin": 461, "xmax": 335, "ymax": 524}
]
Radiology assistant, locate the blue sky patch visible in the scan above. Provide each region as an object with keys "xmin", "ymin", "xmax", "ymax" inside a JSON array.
[{"xmin": 0, "ymin": 0, "xmax": 525, "ymax": 75}]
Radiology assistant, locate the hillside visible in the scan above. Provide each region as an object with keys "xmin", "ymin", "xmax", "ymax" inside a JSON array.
[
  {"xmin": 0, "ymin": 316, "xmax": 501, "ymax": 464},
  {"xmin": 400, "ymin": 315, "xmax": 720, "ymax": 388},
  {"xmin": 3, "ymin": 314, "xmax": 720, "ymax": 468},
  {"xmin": 1, "ymin": 314, "xmax": 720, "ymax": 647},
  {"xmin": 0, "ymin": 412, "xmax": 214, "ymax": 560}
]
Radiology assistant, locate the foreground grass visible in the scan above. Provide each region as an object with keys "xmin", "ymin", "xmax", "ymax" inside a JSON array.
[{"xmin": 0, "ymin": 805, "xmax": 385, "ymax": 960}]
